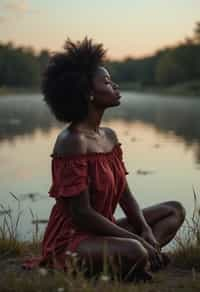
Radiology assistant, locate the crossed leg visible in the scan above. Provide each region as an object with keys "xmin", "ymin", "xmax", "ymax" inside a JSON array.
[
  {"xmin": 75, "ymin": 200, "xmax": 185, "ymax": 280},
  {"xmin": 76, "ymin": 236, "xmax": 149, "ymax": 280},
  {"xmin": 116, "ymin": 200, "xmax": 186, "ymax": 248}
]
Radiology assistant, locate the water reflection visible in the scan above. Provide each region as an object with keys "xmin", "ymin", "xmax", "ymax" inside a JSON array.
[
  {"xmin": 19, "ymin": 192, "xmax": 47, "ymax": 202},
  {"xmin": 135, "ymin": 169, "xmax": 156, "ymax": 176},
  {"xmin": 105, "ymin": 92, "xmax": 200, "ymax": 144},
  {"xmin": 0, "ymin": 95, "xmax": 61, "ymax": 144}
]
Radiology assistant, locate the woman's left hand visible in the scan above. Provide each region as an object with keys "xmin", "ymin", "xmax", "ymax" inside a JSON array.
[{"xmin": 141, "ymin": 227, "xmax": 160, "ymax": 251}]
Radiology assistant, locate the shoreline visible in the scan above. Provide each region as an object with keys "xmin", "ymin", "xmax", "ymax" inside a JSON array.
[
  {"xmin": 1, "ymin": 80, "xmax": 200, "ymax": 97},
  {"xmin": 120, "ymin": 80, "xmax": 200, "ymax": 97},
  {"xmin": 0, "ymin": 86, "xmax": 40, "ymax": 96}
]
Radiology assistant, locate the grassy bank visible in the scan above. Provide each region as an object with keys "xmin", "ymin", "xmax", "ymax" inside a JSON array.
[{"xmin": 1, "ymin": 190, "xmax": 200, "ymax": 291}]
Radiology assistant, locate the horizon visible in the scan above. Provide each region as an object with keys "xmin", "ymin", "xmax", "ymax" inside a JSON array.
[{"xmin": 0, "ymin": 0, "xmax": 200, "ymax": 60}]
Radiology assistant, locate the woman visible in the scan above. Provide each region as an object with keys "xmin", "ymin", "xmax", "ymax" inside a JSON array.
[{"xmin": 22, "ymin": 38, "xmax": 185, "ymax": 282}]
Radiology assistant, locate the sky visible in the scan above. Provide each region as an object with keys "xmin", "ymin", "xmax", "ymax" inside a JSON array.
[{"xmin": 0, "ymin": 0, "xmax": 200, "ymax": 60}]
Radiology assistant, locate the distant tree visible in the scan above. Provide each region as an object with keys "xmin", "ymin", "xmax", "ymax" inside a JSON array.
[
  {"xmin": 184, "ymin": 37, "xmax": 194, "ymax": 45},
  {"xmin": 0, "ymin": 42, "xmax": 40, "ymax": 88},
  {"xmin": 173, "ymin": 44, "xmax": 200, "ymax": 80},
  {"xmin": 194, "ymin": 21, "xmax": 200, "ymax": 43},
  {"xmin": 155, "ymin": 52, "xmax": 186, "ymax": 85},
  {"xmin": 38, "ymin": 50, "xmax": 50, "ymax": 75},
  {"xmin": 0, "ymin": 23, "xmax": 200, "ymax": 91}
]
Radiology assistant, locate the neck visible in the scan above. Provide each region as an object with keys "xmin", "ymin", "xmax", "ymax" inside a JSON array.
[{"xmin": 72, "ymin": 107, "xmax": 104, "ymax": 134}]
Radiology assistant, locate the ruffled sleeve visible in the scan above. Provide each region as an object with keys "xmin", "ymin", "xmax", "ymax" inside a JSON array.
[{"xmin": 48, "ymin": 156, "xmax": 89, "ymax": 198}]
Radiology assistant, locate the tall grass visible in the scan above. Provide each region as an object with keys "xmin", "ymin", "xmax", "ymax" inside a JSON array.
[
  {"xmin": 173, "ymin": 187, "xmax": 200, "ymax": 270},
  {"xmin": 0, "ymin": 192, "xmax": 41, "ymax": 258},
  {"xmin": 0, "ymin": 192, "xmax": 24, "ymax": 257}
]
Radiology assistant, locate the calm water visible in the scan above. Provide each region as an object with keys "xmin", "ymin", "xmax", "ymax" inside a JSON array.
[{"xmin": 0, "ymin": 92, "xmax": 200, "ymax": 241}]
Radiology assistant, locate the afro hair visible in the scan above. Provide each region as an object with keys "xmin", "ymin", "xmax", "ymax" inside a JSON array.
[{"xmin": 41, "ymin": 37, "xmax": 106, "ymax": 123}]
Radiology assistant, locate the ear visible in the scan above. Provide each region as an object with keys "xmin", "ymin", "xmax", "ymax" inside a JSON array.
[
  {"xmin": 86, "ymin": 90, "xmax": 94, "ymax": 102},
  {"xmin": 89, "ymin": 88, "xmax": 95, "ymax": 96}
]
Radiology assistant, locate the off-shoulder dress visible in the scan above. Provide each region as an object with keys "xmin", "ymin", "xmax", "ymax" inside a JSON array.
[{"xmin": 22, "ymin": 142, "xmax": 129, "ymax": 271}]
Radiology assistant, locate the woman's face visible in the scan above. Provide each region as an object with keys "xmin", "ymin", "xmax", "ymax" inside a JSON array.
[{"xmin": 91, "ymin": 66, "xmax": 121, "ymax": 108}]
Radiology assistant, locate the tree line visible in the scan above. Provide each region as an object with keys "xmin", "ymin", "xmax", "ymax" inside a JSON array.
[
  {"xmin": 107, "ymin": 22, "xmax": 200, "ymax": 87},
  {"xmin": 0, "ymin": 44, "xmax": 49, "ymax": 88},
  {"xmin": 0, "ymin": 22, "xmax": 200, "ymax": 89}
]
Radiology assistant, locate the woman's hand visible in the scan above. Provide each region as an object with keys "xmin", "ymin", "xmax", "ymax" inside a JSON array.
[
  {"xmin": 141, "ymin": 239, "xmax": 163, "ymax": 271},
  {"xmin": 141, "ymin": 227, "xmax": 160, "ymax": 250}
]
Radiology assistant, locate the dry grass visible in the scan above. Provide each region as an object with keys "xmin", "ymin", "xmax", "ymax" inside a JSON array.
[
  {"xmin": 0, "ymin": 192, "xmax": 41, "ymax": 259},
  {"xmin": 1, "ymin": 190, "xmax": 200, "ymax": 291},
  {"xmin": 172, "ymin": 187, "xmax": 200, "ymax": 270}
]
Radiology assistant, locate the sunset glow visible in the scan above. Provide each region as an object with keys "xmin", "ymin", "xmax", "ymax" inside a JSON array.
[{"xmin": 0, "ymin": 0, "xmax": 200, "ymax": 59}]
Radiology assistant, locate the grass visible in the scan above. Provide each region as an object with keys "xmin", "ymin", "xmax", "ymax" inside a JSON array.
[
  {"xmin": 0, "ymin": 192, "xmax": 41, "ymax": 258},
  {"xmin": 172, "ymin": 187, "xmax": 200, "ymax": 270},
  {"xmin": 1, "ymin": 190, "xmax": 200, "ymax": 291}
]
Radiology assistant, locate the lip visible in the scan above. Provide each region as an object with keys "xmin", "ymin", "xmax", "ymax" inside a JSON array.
[
  {"xmin": 116, "ymin": 94, "xmax": 122, "ymax": 99},
  {"xmin": 115, "ymin": 91, "xmax": 121, "ymax": 98}
]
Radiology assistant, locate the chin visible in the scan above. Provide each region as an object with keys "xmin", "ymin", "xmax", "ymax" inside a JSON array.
[
  {"xmin": 114, "ymin": 99, "xmax": 121, "ymax": 106},
  {"xmin": 108, "ymin": 100, "xmax": 121, "ymax": 108},
  {"xmin": 103, "ymin": 99, "xmax": 121, "ymax": 109}
]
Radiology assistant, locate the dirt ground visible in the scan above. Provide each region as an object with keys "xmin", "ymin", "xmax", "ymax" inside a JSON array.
[{"xmin": 0, "ymin": 256, "xmax": 200, "ymax": 292}]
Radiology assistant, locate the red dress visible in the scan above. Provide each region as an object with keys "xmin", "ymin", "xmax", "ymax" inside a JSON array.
[{"xmin": 22, "ymin": 142, "xmax": 128, "ymax": 271}]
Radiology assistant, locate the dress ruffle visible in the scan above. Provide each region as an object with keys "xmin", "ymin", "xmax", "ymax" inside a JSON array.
[{"xmin": 22, "ymin": 142, "xmax": 129, "ymax": 272}]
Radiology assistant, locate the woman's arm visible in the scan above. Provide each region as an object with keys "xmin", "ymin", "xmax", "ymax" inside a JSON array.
[
  {"xmin": 119, "ymin": 180, "xmax": 159, "ymax": 248},
  {"xmin": 67, "ymin": 188, "xmax": 145, "ymax": 243},
  {"xmin": 104, "ymin": 127, "xmax": 158, "ymax": 247},
  {"xmin": 119, "ymin": 181, "xmax": 150, "ymax": 234},
  {"xmin": 66, "ymin": 188, "xmax": 162, "ymax": 269}
]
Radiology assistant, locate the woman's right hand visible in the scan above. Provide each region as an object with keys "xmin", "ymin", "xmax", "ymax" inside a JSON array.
[{"xmin": 141, "ymin": 239, "xmax": 163, "ymax": 271}]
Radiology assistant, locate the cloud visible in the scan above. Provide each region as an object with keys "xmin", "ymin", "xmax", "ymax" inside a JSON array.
[{"xmin": 2, "ymin": 0, "xmax": 39, "ymax": 16}]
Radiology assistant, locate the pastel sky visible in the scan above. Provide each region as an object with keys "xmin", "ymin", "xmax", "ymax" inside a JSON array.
[{"xmin": 0, "ymin": 0, "xmax": 200, "ymax": 59}]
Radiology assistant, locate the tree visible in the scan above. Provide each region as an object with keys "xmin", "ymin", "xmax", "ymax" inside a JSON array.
[
  {"xmin": 155, "ymin": 52, "xmax": 186, "ymax": 85},
  {"xmin": 38, "ymin": 50, "xmax": 50, "ymax": 74},
  {"xmin": 194, "ymin": 21, "xmax": 200, "ymax": 43}
]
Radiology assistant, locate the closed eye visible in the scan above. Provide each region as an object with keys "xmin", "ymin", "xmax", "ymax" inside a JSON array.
[{"xmin": 105, "ymin": 80, "xmax": 113, "ymax": 85}]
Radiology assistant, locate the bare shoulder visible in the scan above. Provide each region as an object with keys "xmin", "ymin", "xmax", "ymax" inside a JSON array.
[
  {"xmin": 52, "ymin": 128, "xmax": 87, "ymax": 156},
  {"xmin": 102, "ymin": 127, "xmax": 119, "ymax": 145}
]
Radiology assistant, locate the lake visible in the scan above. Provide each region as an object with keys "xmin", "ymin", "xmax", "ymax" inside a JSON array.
[{"xmin": 0, "ymin": 91, "xmax": 199, "ymax": 241}]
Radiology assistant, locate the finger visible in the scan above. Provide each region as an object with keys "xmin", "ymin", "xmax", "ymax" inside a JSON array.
[
  {"xmin": 149, "ymin": 254, "xmax": 160, "ymax": 271},
  {"xmin": 154, "ymin": 249, "xmax": 162, "ymax": 262},
  {"xmin": 150, "ymin": 258, "xmax": 159, "ymax": 272},
  {"xmin": 156, "ymin": 243, "xmax": 161, "ymax": 251},
  {"xmin": 151, "ymin": 242, "xmax": 158, "ymax": 249},
  {"xmin": 147, "ymin": 238, "xmax": 159, "ymax": 249},
  {"xmin": 156, "ymin": 253, "xmax": 163, "ymax": 267},
  {"xmin": 151, "ymin": 252, "xmax": 162, "ymax": 271},
  {"xmin": 149, "ymin": 258, "xmax": 155, "ymax": 271},
  {"xmin": 158, "ymin": 253, "xmax": 166, "ymax": 268},
  {"xmin": 152, "ymin": 240, "xmax": 160, "ymax": 249}
]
